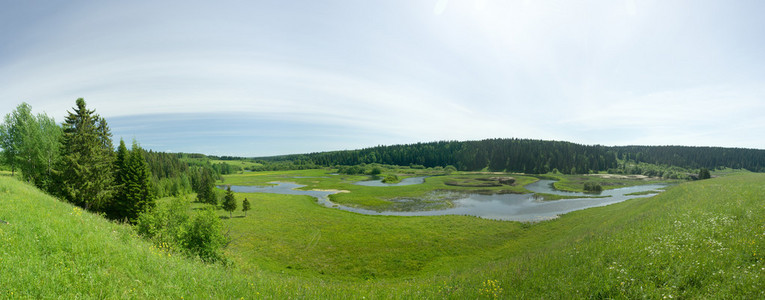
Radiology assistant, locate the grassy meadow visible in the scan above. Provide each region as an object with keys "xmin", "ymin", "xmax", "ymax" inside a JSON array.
[
  {"xmin": 2, "ymin": 171, "xmax": 764, "ymax": 298},
  {"xmin": 221, "ymin": 169, "xmax": 540, "ymax": 210}
]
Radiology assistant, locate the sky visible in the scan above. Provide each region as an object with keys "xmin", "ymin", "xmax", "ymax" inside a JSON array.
[{"xmin": 1, "ymin": 0, "xmax": 764, "ymax": 156}]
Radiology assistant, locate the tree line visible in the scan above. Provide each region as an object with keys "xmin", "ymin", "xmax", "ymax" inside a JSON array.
[
  {"xmin": 259, "ymin": 139, "xmax": 765, "ymax": 174},
  {"xmin": 262, "ymin": 139, "xmax": 620, "ymax": 174},
  {"xmin": 612, "ymin": 145, "xmax": 765, "ymax": 172},
  {"xmin": 1, "ymin": 100, "xmax": 155, "ymax": 222},
  {"xmin": 0, "ymin": 99, "xmax": 240, "ymax": 262}
]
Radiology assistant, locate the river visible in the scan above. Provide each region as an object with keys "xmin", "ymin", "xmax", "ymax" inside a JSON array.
[{"xmin": 220, "ymin": 179, "xmax": 665, "ymax": 222}]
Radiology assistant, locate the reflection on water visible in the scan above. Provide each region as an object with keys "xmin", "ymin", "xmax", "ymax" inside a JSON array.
[
  {"xmin": 353, "ymin": 176, "xmax": 427, "ymax": 186},
  {"xmin": 221, "ymin": 179, "xmax": 666, "ymax": 222}
]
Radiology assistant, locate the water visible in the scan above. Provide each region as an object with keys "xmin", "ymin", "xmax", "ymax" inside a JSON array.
[
  {"xmin": 353, "ymin": 176, "xmax": 427, "ymax": 186},
  {"xmin": 221, "ymin": 180, "xmax": 666, "ymax": 222}
]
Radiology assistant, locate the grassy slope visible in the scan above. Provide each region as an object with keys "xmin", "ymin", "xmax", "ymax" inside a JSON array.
[
  {"xmin": 2, "ymin": 173, "xmax": 765, "ymax": 298},
  {"xmin": 0, "ymin": 177, "xmax": 259, "ymax": 298}
]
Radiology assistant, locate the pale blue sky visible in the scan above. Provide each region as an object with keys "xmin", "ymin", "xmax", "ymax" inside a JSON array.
[{"xmin": 2, "ymin": 0, "xmax": 764, "ymax": 156}]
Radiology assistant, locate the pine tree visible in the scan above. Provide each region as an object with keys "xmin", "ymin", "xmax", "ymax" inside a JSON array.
[
  {"xmin": 222, "ymin": 185, "xmax": 237, "ymax": 218},
  {"xmin": 242, "ymin": 198, "xmax": 251, "ymax": 217},
  {"xmin": 55, "ymin": 99, "xmax": 115, "ymax": 211}
]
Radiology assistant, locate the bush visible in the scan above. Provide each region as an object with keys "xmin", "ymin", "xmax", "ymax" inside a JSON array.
[
  {"xmin": 369, "ymin": 167, "xmax": 382, "ymax": 175},
  {"xmin": 583, "ymin": 182, "xmax": 603, "ymax": 193},
  {"xmin": 337, "ymin": 165, "xmax": 365, "ymax": 175},
  {"xmin": 444, "ymin": 165, "xmax": 457, "ymax": 174},
  {"xmin": 381, "ymin": 174, "xmax": 399, "ymax": 183},
  {"xmin": 183, "ymin": 208, "xmax": 227, "ymax": 263},
  {"xmin": 136, "ymin": 196, "xmax": 227, "ymax": 263},
  {"xmin": 698, "ymin": 168, "xmax": 711, "ymax": 180},
  {"xmin": 136, "ymin": 196, "xmax": 191, "ymax": 252}
]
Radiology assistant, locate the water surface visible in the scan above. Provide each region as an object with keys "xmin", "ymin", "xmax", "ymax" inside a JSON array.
[
  {"xmin": 353, "ymin": 176, "xmax": 427, "ymax": 187},
  {"xmin": 222, "ymin": 179, "xmax": 665, "ymax": 222}
]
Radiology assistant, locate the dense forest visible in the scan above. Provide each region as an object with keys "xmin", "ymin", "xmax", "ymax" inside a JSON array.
[
  {"xmin": 612, "ymin": 145, "xmax": 765, "ymax": 172},
  {"xmin": 260, "ymin": 139, "xmax": 765, "ymax": 173}
]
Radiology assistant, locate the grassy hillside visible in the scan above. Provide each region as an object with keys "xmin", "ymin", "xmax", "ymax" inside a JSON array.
[{"xmin": 2, "ymin": 173, "xmax": 765, "ymax": 298}]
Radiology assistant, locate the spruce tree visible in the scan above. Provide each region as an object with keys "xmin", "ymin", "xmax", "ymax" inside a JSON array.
[
  {"xmin": 242, "ymin": 198, "xmax": 251, "ymax": 217},
  {"xmin": 56, "ymin": 98, "xmax": 114, "ymax": 211},
  {"xmin": 196, "ymin": 168, "xmax": 217, "ymax": 205},
  {"xmin": 109, "ymin": 139, "xmax": 130, "ymax": 220},
  {"xmin": 698, "ymin": 168, "xmax": 711, "ymax": 180},
  {"xmin": 121, "ymin": 142, "xmax": 155, "ymax": 223},
  {"xmin": 222, "ymin": 185, "xmax": 237, "ymax": 218}
]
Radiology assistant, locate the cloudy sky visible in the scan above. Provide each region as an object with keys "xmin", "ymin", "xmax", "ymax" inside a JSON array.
[{"xmin": 2, "ymin": 0, "xmax": 764, "ymax": 156}]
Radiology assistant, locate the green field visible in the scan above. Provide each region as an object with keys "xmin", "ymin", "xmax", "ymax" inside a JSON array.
[
  {"xmin": 542, "ymin": 173, "xmax": 680, "ymax": 192},
  {"xmin": 2, "ymin": 172, "xmax": 764, "ymax": 298}
]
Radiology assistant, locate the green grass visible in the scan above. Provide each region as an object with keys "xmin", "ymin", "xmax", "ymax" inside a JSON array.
[
  {"xmin": 221, "ymin": 170, "xmax": 539, "ymax": 210},
  {"xmin": 0, "ymin": 176, "xmax": 256, "ymax": 298},
  {"xmin": 210, "ymin": 159, "xmax": 263, "ymax": 170},
  {"xmin": 624, "ymin": 190, "xmax": 663, "ymax": 196},
  {"xmin": 545, "ymin": 173, "xmax": 679, "ymax": 192},
  {"xmin": 3, "ymin": 172, "xmax": 765, "ymax": 298},
  {"xmin": 209, "ymin": 193, "xmax": 521, "ymax": 279},
  {"xmin": 181, "ymin": 157, "xmax": 263, "ymax": 172}
]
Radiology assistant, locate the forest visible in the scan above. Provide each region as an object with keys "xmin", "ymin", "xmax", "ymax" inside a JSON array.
[{"xmin": 259, "ymin": 139, "xmax": 765, "ymax": 174}]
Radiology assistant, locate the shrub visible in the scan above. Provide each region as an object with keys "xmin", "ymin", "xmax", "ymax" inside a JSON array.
[
  {"xmin": 136, "ymin": 196, "xmax": 227, "ymax": 263},
  {"xmin": 182, "ymin": 208, "xmax": 227, "ymax": 263},
  {"xmin": 369, "ymin": 167, "xmax": 382, "ymax": 175},
  {"xmin": 382, "ymin": 174, "xmax": 399, "ymax": 183},
  {"xmin": 583, "ymin": 182, "xmax": 603, "ymax": 193}
]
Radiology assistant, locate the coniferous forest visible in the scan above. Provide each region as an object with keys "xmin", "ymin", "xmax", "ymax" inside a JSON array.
[
  {"xmin": 0, "ymin": 100, "xmax": 220, "ymax": 220},
  {"xmin": 260, "ymin": 139, "xmax": 765, "ymax": 173}
]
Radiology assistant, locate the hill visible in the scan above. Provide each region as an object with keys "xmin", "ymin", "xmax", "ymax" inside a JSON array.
[
  {"xmin": 2, "ymin": 172, "xmax": 764, "ymax": 298},
  {"xmin": 259, "ymin": 138, "xmax": 765, "ymax": 173}
]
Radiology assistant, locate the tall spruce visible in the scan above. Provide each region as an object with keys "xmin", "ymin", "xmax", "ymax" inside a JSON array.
[
  {"xmin": 56, "ymin": 98, "xmax": 114, "ymax": 211},
  {"xmin": 109, "ymin": 139, "xmax": 130, "ymax": 220},
  {"xmin": 120, "ymin": 141, "xmax": 155, "ymax": 223}
]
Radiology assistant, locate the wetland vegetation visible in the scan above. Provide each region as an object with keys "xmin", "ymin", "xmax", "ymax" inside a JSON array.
[
  {"xmin": 3, "ymin": 99, "xmax": 765, "ymax": 298},
  {"xmin": 3, "ymin": 168, "xmax": 765, "ymax": 298}
]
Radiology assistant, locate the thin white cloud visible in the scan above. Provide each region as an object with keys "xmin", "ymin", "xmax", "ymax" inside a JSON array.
[{"xmin": 2, "ymin": 0, "xmax": 765, "ymax": 154}]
